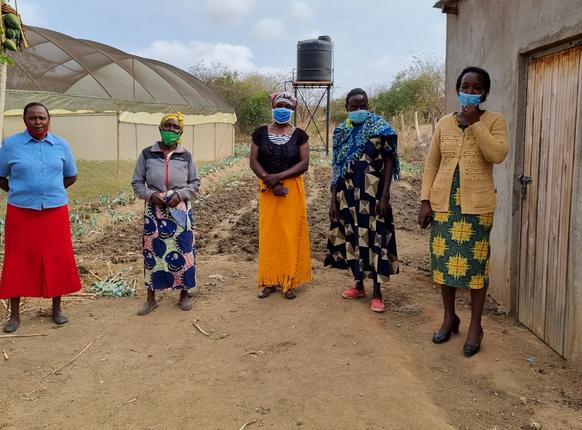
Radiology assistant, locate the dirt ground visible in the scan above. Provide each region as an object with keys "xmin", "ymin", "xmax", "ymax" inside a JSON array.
[{"xmin": 1, "ymin": 159, "xmax": 582, "ymax": 430}]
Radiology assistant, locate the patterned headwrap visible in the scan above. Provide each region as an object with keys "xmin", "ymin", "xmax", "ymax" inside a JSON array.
[
  {"xmin": 332, "ymin": 113, "xmax": 400, "ymax": 186},
  {"xmin": 160, "ymin": 112, "xmax": 185, "ymax": 131},
  {"xmin": 270, "ymin": 91, "xmax": 298, "ymax": 109}
]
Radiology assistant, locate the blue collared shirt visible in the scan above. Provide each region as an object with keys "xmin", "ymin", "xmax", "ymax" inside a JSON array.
[{"xmin": 0, "ymin": 130, "xmax": 77, "ymax": 210}]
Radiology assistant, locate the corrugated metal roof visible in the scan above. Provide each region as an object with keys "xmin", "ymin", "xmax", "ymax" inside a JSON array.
[{"xmin": 433, "ymin": 0, "xmax": 459, "ymax": 14}]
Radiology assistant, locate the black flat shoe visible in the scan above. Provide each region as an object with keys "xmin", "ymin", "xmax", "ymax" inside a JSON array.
[
  {"xmin": 52, "ymin": 312, "xmax": 69, "ymax": 325},
  {"xmin": 432, "ymin": 315, "xmax": 460, "ymax": 344},
  {"xmin": 3, "ymin": 319, "xmax": 20, "ymax": 333},
  {"xmin": 463, "ymin": 328, "xmax": 484, "ymax": 357}
]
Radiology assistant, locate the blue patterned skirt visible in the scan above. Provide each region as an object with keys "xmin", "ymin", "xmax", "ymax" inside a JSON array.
[{"xmin": 142, "ymin": 201, "xmax": 196, "ymax": 291}]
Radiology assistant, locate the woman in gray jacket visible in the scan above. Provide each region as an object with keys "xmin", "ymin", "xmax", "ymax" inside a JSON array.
[{"xmin": 131, "ymin": 112, "xmax": 200, "ymax": 315}]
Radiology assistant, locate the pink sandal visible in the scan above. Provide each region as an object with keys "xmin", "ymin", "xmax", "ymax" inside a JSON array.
[
  {"xmin": 370, "ymin": 298, "xmax": 385, "ymax": 313},
  {"xmin": 342, "ymin": 287, "xmax": 366, "ymax": 299}
]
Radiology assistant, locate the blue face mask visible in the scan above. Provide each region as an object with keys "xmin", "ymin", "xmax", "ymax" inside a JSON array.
[
  {"xmin": 273, "ymin": 107, "xmax": 293, "ymax": 124},
  {"xmin": 458, "ymin": 92, "xmax": 482, "ymax": 107},
  {"xmin": 348, "ymin": 109, "xmax": 369, "ymax": 124}
]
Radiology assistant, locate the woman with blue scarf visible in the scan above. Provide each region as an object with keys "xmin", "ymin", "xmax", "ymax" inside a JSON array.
[{"xmin": 325, "ymin": 88, "xmax": 399, "ymax": 313}]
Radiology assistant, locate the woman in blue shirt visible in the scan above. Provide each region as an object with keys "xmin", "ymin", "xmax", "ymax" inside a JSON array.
[{"xmin": 0, "ymin": 102, "xmax": 82, "ymax": 333}]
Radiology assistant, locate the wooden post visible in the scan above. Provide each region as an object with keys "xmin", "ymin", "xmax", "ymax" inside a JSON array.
[
  {"xmin": 116, "ymin": 112, "xmax": 121, "ymax": 190},
  {"xmin": 414, "ymin": 111, "xmax": 422, "ymax": 144},
  {"xmin": 430, "ymin": 109, "xmax": 436, "ymax": 134},
  {"xmin": 0, "ymin": 63, "xmax": 7, "ymax": 141},
  {"xmin": 0, "ymin": 0, "xmax": 7, "ymax": 141},
  {"xmin": 399, "ymin": 113, "xmax": 405, "ymax": 132}
]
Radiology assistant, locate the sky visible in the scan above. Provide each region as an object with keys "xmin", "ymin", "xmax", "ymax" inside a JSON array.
[{"xmin": 18, "ymin": 0, "xmax": 446, "ymax": 96}]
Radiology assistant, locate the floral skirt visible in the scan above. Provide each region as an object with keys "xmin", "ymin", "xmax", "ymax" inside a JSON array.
[
  {"xmin": 142, "ymin": 201, "xmax": 196, "ymax": 291},
  {"xmin": 430, "ymin": 169, "xmax": 493, "ymax": 289}
]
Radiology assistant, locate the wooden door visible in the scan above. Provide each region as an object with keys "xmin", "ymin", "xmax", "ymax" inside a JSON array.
[{"xmin": 518, "ymin": 46, "xmax": 582, "ymax": 356}]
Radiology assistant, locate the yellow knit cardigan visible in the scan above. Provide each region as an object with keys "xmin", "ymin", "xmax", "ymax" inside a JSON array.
[{"xmin": 420, "ymin": 111, "xmax": 509, "ymax": 214}]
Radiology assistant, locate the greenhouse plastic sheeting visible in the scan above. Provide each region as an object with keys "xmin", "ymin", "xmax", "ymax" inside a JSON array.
[{"xmin": 5, "ymin": 27, "xmax": 234, "ymax": 116}]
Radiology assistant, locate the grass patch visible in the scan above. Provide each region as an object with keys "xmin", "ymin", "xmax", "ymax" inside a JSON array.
[
  {"xmin": 198, "ymin": 143, "xmax": 250, "ymax": 176},
  {"xmin": 400, "ymin": 159, "xmax": 423, "ymax": 177}
]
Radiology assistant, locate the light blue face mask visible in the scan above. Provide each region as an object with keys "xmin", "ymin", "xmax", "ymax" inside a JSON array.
[
  {"xmin": 273, "ymin": 107, "xmax": 293, "ymax": 124},
  {"xmin": 348, "ymin": 109, "xmax": 369, "ymax": 124},
  {"xmin": 458, "ymin": 92, "xmax": 482, "ymax": 107}
]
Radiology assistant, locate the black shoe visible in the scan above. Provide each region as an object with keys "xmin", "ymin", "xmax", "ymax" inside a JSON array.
[
  {"xmin": 3, "ymin": 319, "xmax": 20, "ymax": 333},
  {"xmin": 463, "ymin": 328, "xmax": 484, "ymax": 357},
  {"xmin": 432, "ymin": 315, "xmax": 460, "ymax": 344},
  {"xmin": 52, "ymin": 312, "xmax": 69, "ymax": 325}
]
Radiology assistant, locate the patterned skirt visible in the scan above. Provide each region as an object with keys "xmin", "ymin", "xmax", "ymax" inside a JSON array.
[
  {"xmin": 430, "ymin": 168, "xmax": 493, "ymax": 289},
  {"xmin": 142, "ymin": 201, "xmax": 196, "ymax": 291},
  {"xmin": 324, "ymin": 154, "xmax": 399, "ymax": 283}
]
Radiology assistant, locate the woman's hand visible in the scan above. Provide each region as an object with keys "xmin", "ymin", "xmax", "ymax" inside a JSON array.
[
  {"xmin": 418, "ymin": 200, "xmax": 433, "ymax": 229},
  {"xmin": 272, "ymin": 183, "xmax": 286, "ymax": 197},
  {"xmin": 329, "ymin": 198, "xmax": 339, "ymax": 223},
  {"xmin": 150, "ymin": 192, "xmax": 166, "ymax": 206},
  {"xmin": 462, "ymin": 105, "xmax": 481, "ymax": 125},
  {"xmin": 263, "ymin": 173, "xmax": 281, "ymax": 188},
  {"xmin": 377, "ymin": 192, "xmax": 391, "ymax": 218},
  {"xmin": 167, "ymin": 192, "xmax": 182, "ymax": 207}
]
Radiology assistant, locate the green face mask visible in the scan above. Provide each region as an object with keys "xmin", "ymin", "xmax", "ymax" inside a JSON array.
[{"xmin": 160, "ymin": 129, "xmax": 181, "ymax": 146}]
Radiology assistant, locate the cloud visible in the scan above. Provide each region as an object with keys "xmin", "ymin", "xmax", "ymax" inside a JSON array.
[
  {"xmin": 301, "ymin": 29, "xmax": 322, "ymax": 40},
  {"xmin": 291, "ymin": 2, "xmax": 315, "ymax": 20},
  {"xmin": 136, "ymin": 40, "xmax": 258, "ymax": 74},
  {"xmin": 17, "ymin": 2, "xmax": 49, "ymax": 27},
  {"xmin": 201, "ymin": 0, "xmax": 255, "ymax": 24},
  {"xmin": 252, "ymin": 18, "xmax": 284, "ymax": 40}
]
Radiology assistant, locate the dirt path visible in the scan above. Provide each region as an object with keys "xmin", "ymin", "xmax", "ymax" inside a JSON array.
[{"xmin": 1, "ymin": 160, "xmax": 582, "ymax": 430}]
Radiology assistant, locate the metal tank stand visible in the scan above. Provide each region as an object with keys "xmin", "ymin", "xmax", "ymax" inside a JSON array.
[{"xmin": 287, "ymin": 70, "xmax": 333, "ymax": 156}]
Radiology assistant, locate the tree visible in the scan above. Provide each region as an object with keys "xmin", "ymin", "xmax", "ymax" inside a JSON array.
[
  {"xmin": 372, "ymin": 55, "xmax": 444, "ymax": 123},
  {"xmin": 0, "ymin": 2, "xmax": 29, "ymax": 136},
  {"xmin": 190, "ymin": 61, "xmax": 286, "ymax": 134},
  {"xmin": 329, "ymin": 97, "xmax": 347, "ymax": 125}
]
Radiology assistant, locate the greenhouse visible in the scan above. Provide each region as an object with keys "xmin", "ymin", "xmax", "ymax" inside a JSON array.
[{"xmin": 2, "ymin": 26, "xmax": 236, "ymax": 162}]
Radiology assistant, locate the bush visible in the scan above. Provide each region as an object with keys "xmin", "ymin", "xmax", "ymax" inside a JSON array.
[
  {"xmin": 372, "ymin": 55, "xmax": 444, "ymax": 123},
  {"xmin": 238, "ymin": 91, "xmax": 272, "ymax": 134},
  {"xmin": 190, "ymin": 62, "xmax": 287, "ymax": 134}
]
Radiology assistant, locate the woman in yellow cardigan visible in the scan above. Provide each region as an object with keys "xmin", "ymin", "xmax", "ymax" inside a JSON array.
[{"xmin": 418, "ymin": 67, "xmax": 509, "ymax": 357}]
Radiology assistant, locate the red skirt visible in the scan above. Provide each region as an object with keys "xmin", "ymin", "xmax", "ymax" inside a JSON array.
[{"xmin": 0, "ymin": 204, "xmax": 82, "ymax": 298}]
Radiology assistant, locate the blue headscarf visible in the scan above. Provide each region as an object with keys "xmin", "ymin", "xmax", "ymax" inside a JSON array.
[{"xmin": 331, "ymin": 112, "xmax": 400, "ymax": 186}]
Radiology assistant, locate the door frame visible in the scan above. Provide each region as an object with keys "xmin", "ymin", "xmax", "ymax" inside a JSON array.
[{"xmin": 512, "ymin": 39, "xmax": 582, "ymax": 357}]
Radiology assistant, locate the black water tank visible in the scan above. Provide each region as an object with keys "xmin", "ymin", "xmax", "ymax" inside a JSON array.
[{"xmin": 296, "ymin": 35, "xmax": 333, "ymax": 82}]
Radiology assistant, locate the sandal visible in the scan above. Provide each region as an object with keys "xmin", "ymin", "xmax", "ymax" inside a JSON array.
[
  {"xmin": 342, "ymin": 287, "xmax": 366, "ymax": 299},
  {"xmin": 137, "ymin": 301, "xmax": 159, "ymax": 316},
  {"xmin": 258, "ymin": 286, "xmax": 276, "ymax": 299},
  {"xmin": 370, "ymin": 298, "xmax": 385, "ymax": 313},
  {"xmin": 284, "ymin": 290, "xmax": 297, "ymax": 300}
]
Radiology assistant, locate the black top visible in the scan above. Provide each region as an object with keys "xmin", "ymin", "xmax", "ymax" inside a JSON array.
[{"xmin": 251, "ymin": 126, "xmax": 309, "ymax": 174}]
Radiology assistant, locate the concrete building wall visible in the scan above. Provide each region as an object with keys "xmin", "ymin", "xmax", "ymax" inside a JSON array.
[{"xmin": 442, "ymin": 0, "xmax": 582, "ymax": 365}]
